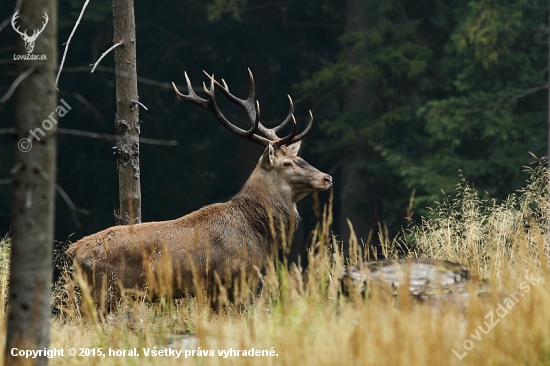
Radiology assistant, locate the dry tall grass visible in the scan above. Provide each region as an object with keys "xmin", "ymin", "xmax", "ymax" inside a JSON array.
[{"xmin": 1, "ymin": 165, "xmax": 549, "ymax": 365}]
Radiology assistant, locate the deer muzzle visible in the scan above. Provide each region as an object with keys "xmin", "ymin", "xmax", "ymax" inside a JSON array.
[{"xmin": 323, "ymin": 175, "xmax": 333, "ymax": 188}]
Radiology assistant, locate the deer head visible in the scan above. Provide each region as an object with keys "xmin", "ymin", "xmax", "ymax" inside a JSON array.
[
  {"xmin": 172, "ymin": 69, "xmax": 332, "ymax": 202},
  {"xmin": 12, "ymin": 11, "xmax": 49, "ymax": 54}
]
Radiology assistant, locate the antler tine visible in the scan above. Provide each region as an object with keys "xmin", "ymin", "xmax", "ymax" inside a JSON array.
[
  {"xmin": 203, "ymin": 72, "xmax": 215, "ymax": 96},
  {"xmin": 288, "ymin": 110, "xmax": 313, "ymax": 144},
  {"xmin": 174, "ymin": 72, "xmax": 268, "ymax": 145},
  {"xmin": 202, "ymin": 72, "xmax": 263, "ymax": 139},
  {"xmin": 174, "ymin": 70, "xmax": 313, "ymax": 147},
  {"xmin": 202, "ymin": 69, "xmax": 300, "ymax": 144},
  {"xmin": 256, "ymin": 100, "xmax": 261, "ymax": 126},
  {"xmin": 271, "ymin": 95, "xmax": 295, "ymax": 134},
  {"xmin": 274, "ymin": 114, "xmax": 297, "ymax": 147},
  {"xmin": 202, "ymin": 70, "xmax": 258, "ymax": 125},
  {"xmin": 260, "ymin": 96, "xmax": 312, "ymax": 146},
  {"xmin": 246, "ymin": 68, "xmax": 256, "ymax": 104},
  {"xmin": 172, "ymin": 72, "xmax": 209, "ymax": 109}
]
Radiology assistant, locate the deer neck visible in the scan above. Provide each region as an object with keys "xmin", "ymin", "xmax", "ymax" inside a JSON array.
[{"xmin": 234, "ymin": 167, "xmax": 299, "ymax": 226}]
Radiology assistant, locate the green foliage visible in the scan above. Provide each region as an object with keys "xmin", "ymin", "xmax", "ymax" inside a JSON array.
[
  {"xmin": 405, "ymin": 0, "xmax": 548, "ymax": 206},
  {"xmin": 206, "ymin": 0, "xmax": 248, "ymax": 22},
  {"xmin": 0, "ymin": 0, "xmax": 547, "ymax": 248},
  {"xmin": 452, "ymin": 0, "xmax": 527, "ymax": 68},
  {"xmin": 297, "ymin": 0, "xmax": 548, "ymax": 224},
  {"xmin": 0, "ymin": 0, "xmax": 344, "ymax": 242},
  {"xmin": 296, "ymin": 0, "xmax": 452, "ymax": 226}
]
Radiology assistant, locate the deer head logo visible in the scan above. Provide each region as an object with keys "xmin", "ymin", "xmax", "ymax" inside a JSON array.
[{"xmin": 11, "ymin": 11, "xmax": 49, "ymax": 54}]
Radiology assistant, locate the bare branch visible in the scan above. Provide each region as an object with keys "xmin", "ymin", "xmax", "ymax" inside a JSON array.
[
  {"xmin": 0, "ymin": 127, "xmax": 178, "ymax": 146},
  {"xmin": 0, "ymin": 45, "xmax": 15, "ymax": 54},
  {"xmin": 0, "ymin": 0, "xmax": 22, "ymax": 34},
  {"xmin": 0, "ymin": 178, "xmax": 12, "ymax": 185},
  {"xmin": 70, "ymin": 92, "xmax": 105, "ymax": 121},
  {"xmin": 139, "ymin": 136, "xmax": 176, "ymax": 145},
  {"xmin": 512, "ymin": 83, "xmax": 549, "ymax": 100},
  {"xmin": 90, "ymin": 41, "xmax": 123, "ymax": 73},
  {"xmin": 61, "ymin": 65, "xmax": 198, "ymax": 91},
  {"xmin": 56, "ymin": 0, "xmax": 91, "ymax": 90},
  {"xmin": 35, "ymin": 164, "xmax": 90, "ymax": 228},
  {"xmin": 0, "ymin": 17, "xmax": 12, "ymax": 34},
  {"xmin": 0, "ymin": 66, "xmax": 36, "ymax": 104},
  {"xmin": 58, "ymin": 128, "xmax": 177, "ymax": 146},
  {"xmin": 131, "ymin": 99, "xmax": 148, "ymax": 111}
]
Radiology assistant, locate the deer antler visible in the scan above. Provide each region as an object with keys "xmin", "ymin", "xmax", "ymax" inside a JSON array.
[{"xmin": 172, "ymin": 69, "xmax": 313, "ymax": 147}]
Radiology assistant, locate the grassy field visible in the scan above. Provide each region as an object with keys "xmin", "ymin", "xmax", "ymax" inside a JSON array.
[{"xmin": 1, "ymin": 165, "xmax": 549, "ymax": 365}]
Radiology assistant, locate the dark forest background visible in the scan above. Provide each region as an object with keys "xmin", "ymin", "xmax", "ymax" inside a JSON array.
[{"xmin": 0, "ymin": 0, "xmax": 548, "ymax": 261}]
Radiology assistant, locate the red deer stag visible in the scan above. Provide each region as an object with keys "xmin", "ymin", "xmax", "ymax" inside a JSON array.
[{"xmin": 67, "ymin": 69, "xmax": 333, "ymax": 311}]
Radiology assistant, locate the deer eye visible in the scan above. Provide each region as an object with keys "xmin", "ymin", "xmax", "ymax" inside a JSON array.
[{"xmin": 283, "ymin": 162, "xmax": 292, "ymax": 168}]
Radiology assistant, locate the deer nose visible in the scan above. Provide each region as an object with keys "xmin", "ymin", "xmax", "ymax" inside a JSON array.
[{"xmin": 323, "ymin": 175, "xmax": 333, "ymax": 187}]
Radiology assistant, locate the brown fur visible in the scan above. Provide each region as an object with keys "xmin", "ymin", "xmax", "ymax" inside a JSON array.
[{"xmin": 67, "ymin": 143, "xmax": 332, "ymax": 310}]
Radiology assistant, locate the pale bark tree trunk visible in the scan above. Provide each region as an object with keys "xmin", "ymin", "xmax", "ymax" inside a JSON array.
[
  {"xmin": 6, "ymin": 0, "xmax": 57, "ymax": 365},
  {"xmin": 113, "ymin": 0, "xmax": 142, "ymax": 225},
  {"xmin": 339, "ymin": 0, "xmax": 378, "ymax": 245},
  {"xmin": 547, "ymin": 6, "xmax": 550, "ymax": 249}
]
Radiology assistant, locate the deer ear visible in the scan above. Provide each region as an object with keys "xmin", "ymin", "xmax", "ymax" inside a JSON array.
[
  {"xmin": 260, "ymin": 143, "xmax": 275, "ymax": 168},
  {"xmin": 286, "ymin": 141, "xmax": 301, "ymax": 156}
]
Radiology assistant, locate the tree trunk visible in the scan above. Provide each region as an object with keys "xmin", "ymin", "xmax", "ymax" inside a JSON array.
[
  {"xmin": 547, "ymin": 5, "xmax": 550, "ymax": 248},
  {"xmin": 339, "ymin": 0, "xmax": 377, "ymax": 244},
  {"xmin": 113, "ymin": 0, "xmax": 142, "ymax": 225},
  {"xmin": 6, "ymin": 0, "xmax": 57, "ymax": 365}
]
